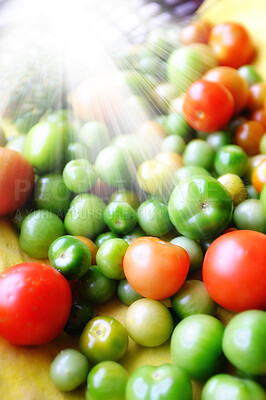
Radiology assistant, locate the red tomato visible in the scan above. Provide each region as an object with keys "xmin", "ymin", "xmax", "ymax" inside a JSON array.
[
  {"xmin": 0, "ymin": 263, "xmax": 72, "ymax": 345},
  {"xmin": 209, "ymin": 22, "xmax": 255, "ymax": 68},
  {"xmin": 246, "ymin": 83, "xmax": 266, "ymax": 111},
  {"xmin": 183, "ymin": 80, "xmax": 234, "ymax": 132},
  {"xmin": 123, "ymin": 237, "xmax": 189, "ymax": 300},
  {"xmin": 0, "ymin": 147, "xmax": 34, "ymax": 215},
  {"xmin": 202, "ymin": 231, "xmax": 266, "ymax": 312},
  {"xmin": 235, "ymin": 121, "xmax": 265, "ymax": 156},
  {"xmin": 203, "ymin": 66, "xmax": 249, "ymax": 115},
  {"xmin": 250, "ymin": 108, "xmax": 266, "ymax": 128}
]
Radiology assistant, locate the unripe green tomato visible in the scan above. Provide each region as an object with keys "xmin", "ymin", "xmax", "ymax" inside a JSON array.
[
  {"xmin": 170, "ymin": 314, "xmax": 225, "ymax": 381},
  {"xmin": 260, "ymin": 184, "xmax": 266, "ymax": 218},
  {"xmin": 238, "ymin": 65, "xmax": 263, "ymax": 86},
  {"xmin": 50, "ymin": 349, "xmax": 89, "ymax": 392},
  {"xmin": 202, "ymin": 374, "xmax": 266, "ymax": 400},
  {"xmin": 171, "ymin": 280, "xmax": 217, "ymax": 319},
  {"xmin": 19, "ymin": 210, "xmax": 65, "ymax": 258},
  {"xmin": 161, "ymin": 113, "xmax": 192, "ymax": 141},
  {"xmin": 125, "ymin": 298, "xmax": 173, "ymax": 347},
  {"xmin": 246, "ymin": 184, "xmax": 260, "ymax": 199},
  {"xmin": 170, "ymin": 236, "xmax": 203, "ymax": 274},
  {"xmin": 137, "ymin": 199, "xmax": 173, "ymax": 237},
  {"xmin": 66, "ymin": 142, "xmax": 89, "ymax": 162},
  {"xmin": 117, "ymin": 279, "xmax": 143, "ymax": 306},
  {"xmin": 79, "ymin": 121, "xmax": 109, "ymax": 164},
  {"xmin": 214, "ymin": 145, "xmax": 248, "ymax": 177},
  {"xmin": 96, "ymin": 238, "xmax": 128, "ymax": 280},
  {"xmin": 94, "ymin": 231, "xmax": 119, "ymax": 248},
  {"xmin": 123, "ymin": 226, "xmax": 146, "ymax": 245},
  {"xmin": 161, "ymin": 134, "xmax": 186, "ymax": 155},
  {"xmin": 63, "ymin": 159, "xmax": 97, "ymax": 193},
  {"xmin": 174, "ymin": 165, "xmax": 210, "ymax": 184},
  {"xmin": 109, "ymin": 190, "xmax": 140, "ymax": 209},
  {"xmin": 86, "ymin": 361, "xmax": 128, "ymax": 400},
  {"xmin": 79, "ymin": 316, "xmax": 128, "ymax": 364},
  {"xmin": 205, "ymin": 130, "xmax": 231, "ymax": 151},
  {"xmin": 233, "ymin": 199, "xmax": 266, "ymax": 233},
  {"xmin": 217, "ymin": 173, "xmax": 246, "ymax": 206},
  {"xmin": 183, "ymin": 139, "xmax": 215, "ymax": 171},
  {"xmin": 103, "ymin": 202, "xmax": 137, "ymax": 235},
  {"xmin": 222, "ymin": 310, "xmax": 266, "ymax": 375}
]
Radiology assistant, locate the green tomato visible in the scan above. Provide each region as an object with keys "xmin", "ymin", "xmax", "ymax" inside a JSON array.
[
  {"xmin": 64, "ymin": 299, "xmax": 95, "ymax": 335},
  {"xmin": 64, "ymin": 194, "xmax": 106, "ymax": 239},
  {"xmin": 167, "ymin": 44, "xmax": 217, "ymax": 93},
  {"xmin": 125, "ymin": 298, "xmax": 173, "ymax": 347},
  {"xmin": 119, "ymin": 70, "xmax": 153, "ymax": 97},
  {"xmin": 79, "ymin": 121, "xmax": 109, "ymax": 164},
  {"xmin": 246, "ymin": 184, "xmax": 260, "ymax": 199},
  {"xmin": 170, "ymin": 237, "xmax": 203, "ymax": 274},
  {"xmin": 238, "ymin": 65, "xmax": 263, "ymax": 86},
  {"xmin": 126, "ymin": 364, "xmax": 192, "ymax": 400},
  {"xmin": 161, "ymin": 134, "xmax": 186, "ymax": 155},
  {"xmin": 137, "ymin": 199, "xmax": 173, "ymax": 237},
  {"xmin": 233, "ymin": 199, "xmax": 266, "ymax": 233},
  {"xmin": 96, "ymin": 238, "xmax": 128, "ymax": 280},
  {"xmin": 153, "ymin": 82, "xmax": 178, "ymax": 114},
  {"xmin": 168, "ymin": 175, "xmax": 233, "ymax": 240},
  {"xmin": 6, "ymin": 134, "xmax": 26, "ymax": 154},
  {"xmin": 214, "ymin": 145, "xmax": 248, "ymax": 177},
  {"xmin": 206, "ymin": 130, "xmax": 231, "ymax": 151},
  {"xmin": 171, "ymin": 280, "xmax": 217, "ymax": 319},
  {"xmin": 109, "ymin": 190, "xmax": 140, "ymax": 209},
  {"xmin": 161, "ymin": 113, "xmax": 192, "ymax": 141},
  {"xmin": 94, "ymin": 231, "xmax": 119, "ymax": 248},
  {"xmin": 103, "ymin": 202, "xmax": 137, "ymax": 235},
  {"xmin": 174, "ymin": 165, "xmax": 210, "ymax": 184},
  {"xmin": 123, "ymin": 226, "xmax": 146, "ymax": 245},
  {"xmin": 19, "ymin": 210, "xmax": 65, "ymax": 258},
  {"xmin": 86, "ymin": 361, "xmax": 128, "ymax": 400},
  {"xmin": 62, "ymin": 159, "xmax": 97, "ymax": 193},
  {"xmin": 183, "ymin": 139, "xmax": 215, "ymax": 171},
  {"xmin": 48, "ymin": 235, "xmax": 92, "ymax": 279},
  {"xmin": 260, "ymin": 184, "xmax": 266, "ymax": 218},
  {"xmin": 117, "ymin": 279, "xmax": 143, "ymax": 306},
  {"xmin": 222, "ymin": 310, "xmax": 266, "ymax": 376},
  {"xmin": 171, "ymin": 314, "xmax": 225, "ymax": 381},
  {"xmin": 25, "ymin": 121, "xmax": 66, "ymax": 173},
  {"xmin": 202, "ymin": 374, "xmax": 266, "ymax": 400},
  {"xmin": 66, "ymin": 142, "xmax": 89, "ymax": 162},
  {"xmin": 50, "ymin": 349, "xmax": 89, "ymax": 392},
  {"xmin": 95, "ymin": 145, "xmax": 131, "ymax": 188},
  {"xmin": 78, "ymin": 264, "xmax": 117, "ymax": 304},
  {"xmin": 112, "ymin": 134, "xmax": 151, "ymax": 169},
  {"xmin": 35, "ymin": 174, "xmax": 71, "ymax": 215},
  {"xmin": 259, "ymin": 133, "xmax": 266, "ymax": 154},
  {"xmin": 79, "ymin": 316, "xmax": 128, "ymax": 364},
  {"xmin": 217, "ymin": 173, "xmax": 246, "ymax": 206}
]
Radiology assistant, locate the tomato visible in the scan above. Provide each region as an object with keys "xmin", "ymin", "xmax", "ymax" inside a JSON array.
[
  {"xmin": 252, "ymin": 159, "xmax": 266, "ymax": 193},
  {"xmin": 250, "ymin": 108, "xmax": 266, "ymax": 128},
  {"xmin": 246, "ymin": 82, "xmax": 266, "ymax": 111},
  {"xmin": 209, "ymin": 22, "xmax": 254, "ymax": 68},
  {"xmin": 203, "ymin": 66, "xmax": 249, "ymax": 115},
  {"xmin": 183, "ymin": 80, "xmax": 234, "ymax": 132},
  {"xmin": 180, "ymin": 20, "xmax": 212, "ymax": 45},
  {"xmin": 0, "ymin": 263, "xmax": 72, "ymax": 345},
  {"xmin": 0, "ymin": 147, "xmax": 34, "ymax": 215},
  {"xmin": 202, "ymin": 230, "xmax": 266, "ymax": 311},
  {"xmin": 123, "ymin": 237, "xmax": 189, "ymax": 300},
  {"xmin": 235, "ymin": 121, "xmax": 265, "ymax": 156}
]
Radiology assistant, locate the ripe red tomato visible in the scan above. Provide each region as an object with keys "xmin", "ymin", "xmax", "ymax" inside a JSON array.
[
  {"xmin": 209, "ymin": 22, "xmax": 255, "ymax": 68},
  {"xmin": 123, "ymin": 237, "xmax": 189, "ymax": 300},
  {"xmin": 0, "ymin": 147, "xmax": 34, "ymax": 215},
  {"xmin": 183, "ymin": 80, "xmax": 234, "ymax": 132},
  {"xmin": 235, "ymin": 120, "xmax": 265, "ymax": 156},
  {"xmin": 0, "ymin": 263, "xmax": 72, "ymax": 345},
  {"xmin": 202, "ymin": 231, "xmax": 266, "ymax": 312}
]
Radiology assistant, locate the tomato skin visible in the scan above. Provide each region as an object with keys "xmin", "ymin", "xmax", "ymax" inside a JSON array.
[
  {"xmin": 123, "ymin": 237, "xmax": 190, "ymax": 300},
  {"xmin": 235, "ymin": 121, "xmax": 265, "ymax": 156},
  {"xmin": 0, "ymin": 263, "xmax": 72, "ymax": 345},
  {"xmin": 183, "ymin": 80, "xmax": 234, "ymax": 133},
  {"xmin": 209, "ymin": 22, "xmax": 254, "ymax": 68},
  {"xmin": 0, "ymin": 147, "xmax": 34, "ymax": 215},
  {"xmin": 252, "ymin": 159, "xmax": 266, "ymax": 193},
  {"xmin": 202, "ymin": 230, "xmax": 266, "ymax": 312}
]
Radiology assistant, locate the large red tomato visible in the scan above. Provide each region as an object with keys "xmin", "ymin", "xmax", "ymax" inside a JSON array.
[
  {"xmin": 202, "ymin": 231, "xmax": 266, "ymax": 312},
  {"xmin": 0, "ymin": 263, "xmax": 72, "ymax": 345},
  {"xmin": 123, "ymin": 237, "xmax": 189, "ymax": 300},
  {"xmin": 0, "ymin": 147, "xmax": 34, "ymax": 215}
]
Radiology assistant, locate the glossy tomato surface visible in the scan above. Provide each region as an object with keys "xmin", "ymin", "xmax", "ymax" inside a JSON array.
[
  {"xmin": 202, "ymin": 231, "xmax": 266, "ymax": 311},
  {"xmin": 0, "ymin": 263, "xmax": 72, "ymax": 345},
  {"xmin": 123, "ymin": 237, "xmax": 189, "ymax": 300}
]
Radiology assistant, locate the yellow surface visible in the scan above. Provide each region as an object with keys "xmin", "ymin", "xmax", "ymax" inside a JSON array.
[{"xmin": 0, "ymin": 0, "xmax": 265, "ymax": 398}]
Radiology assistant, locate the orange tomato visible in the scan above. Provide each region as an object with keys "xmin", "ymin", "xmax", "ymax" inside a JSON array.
[
  {"xmin": 250, "ymin": 109, "xmax": 266, "ymax": 128},
  {"xmin": 252, "ymin": 159, "xmax": 266, "ymax": 193},
  {"xmin": 75, "ymin": 236, "xmax": 97, "ymax": 265},
  {"xmin": 0, "ymin": 147, "xmax": 34, "ymax": 215},
  {"xmin": 235, "ymin": 121, "xmax": 265, "ymax": 156},
  {"xmin": 203, "ymin": 66, "xmax": 249, "ymax": 115},
  {"xmin": 180, "ymin": 20, "xmax": 212, "ymax": 45},
  {"xmin": 209, "ymin": 22, "xmax": 254, "ymax": 68},
  {"xmin": 246, "ymin": 83, "xmax": 266, "ymax": 111},
  {"xmin": 123, "ymin": 237, "xmax": 190, "ymax": 300}
]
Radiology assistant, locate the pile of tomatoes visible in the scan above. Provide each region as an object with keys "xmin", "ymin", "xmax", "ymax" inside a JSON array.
[{"xmin": 0, "ymin": 17, "xmax": 265, "ymax": 400}]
